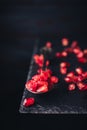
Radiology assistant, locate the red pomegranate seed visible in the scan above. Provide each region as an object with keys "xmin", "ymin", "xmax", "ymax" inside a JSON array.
[
  {"xmin": 76, "ymin": 51, "xmax": 84, "ymax": 58},
  {"xmin": 23, "ymin": 97, "xmax": 35, "ymax": 107},
  {"xmin": 77, "ymin": 75, "xmax": 84, "ymax": 82},
  {"xmin": 75, "ymin": 67, "xmax": 83, "ymax": 75},
  {"xmin": 55, "ymin": 52, "xmax": 62, "ymax": 58},
  {"xmin": 61, "ymin": 51, "xmax": 68, "ymax": 57},
  {"xmin": 51, "ymin": 76, "xmax": 59, "ymax": 83},
  {"xmin": 64, "ymin": 77, "xmax": 72, "ymax": 83},
  {"xmin": 60, "ymin": 67, "xmax": 67, "ymax": 74},
  {"xmin": 68, "ymin": 83, "xmax": 76, "ymax": 91},
  {"xmin": 46, "ymin": 60, "xmax": 50, "ymax": 67},
  {"xmin": 60, "ymin": 62, "xmax": 70, "ymax": 68},
  {"xmin": 37, "ymin": 85, "xmax": 48, "ymax": 93},
  {"xmin": 67, "ymin": 72, "xmax": 74, "ymax": 78},
  {"xmin": 73, "ymin": 48, "xmax": 81, "ymax": 54},
  {"xmin": 71, "ymin": 41, "xmax": 78, "ymax": 48},
  {"xmin": 25, "ymin": 80, "xmax": 38, "ymax": 92},
  {"xmin": 81, "ymin": 84, "xmax": 87, "ymax": 90},
  {"xmin": 82, "ymin": 72, "xmax": 87, "ymax": 78},
  {"xmin": 77, "ymin": 82, "xmax": 85, "ymax": 90},
  {"xmin": 46, "ymin": 41, "xmax": 52, "ymax": 48},
  {"xmin": 61, "ymin": 38, "xmax": 69, "ymax": 46},
  {"xmin": 83, "ymin": 49, "xmax": 87, "ymax": 54},
  {"xmin": 78, "ymin": 57, "xmax": 87, "ymax": 63}
]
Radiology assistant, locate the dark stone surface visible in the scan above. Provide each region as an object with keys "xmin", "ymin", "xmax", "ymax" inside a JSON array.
[{"xmin": 19, "ymin": 39, "xmax": 87, "ymax": 114}]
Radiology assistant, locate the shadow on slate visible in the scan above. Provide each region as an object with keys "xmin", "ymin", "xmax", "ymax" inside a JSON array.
[{"xmin": 19, "ymin": 38, "xmax": 87, "ymax": 114}]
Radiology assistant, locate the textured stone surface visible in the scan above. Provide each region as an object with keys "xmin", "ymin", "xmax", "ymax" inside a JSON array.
[{"xmin": 19, "ymin": 40, "xmax": 87, "ymax": 114}]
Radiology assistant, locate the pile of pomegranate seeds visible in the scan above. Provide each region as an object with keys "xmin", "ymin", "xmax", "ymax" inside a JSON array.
[
  {"xmin": 25, "ymin": 69, "xmax": 59, "ymax": 93},
  {"xmin": 24, "ymin": 38, "xmax": 87, "ymax": 107}
]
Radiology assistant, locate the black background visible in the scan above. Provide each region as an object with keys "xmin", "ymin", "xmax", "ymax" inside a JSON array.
[{"xmin": 0, "ymin": 0, "xmax": 87, "ymax": 129}]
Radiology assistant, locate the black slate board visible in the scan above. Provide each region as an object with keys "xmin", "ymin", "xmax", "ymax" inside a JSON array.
[{"xmin": 19, "ymin": 38, "xmax": 87, "ymax": 114}]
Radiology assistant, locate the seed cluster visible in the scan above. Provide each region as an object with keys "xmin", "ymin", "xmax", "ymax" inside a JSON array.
[{"xmin": 23, "ymin": 38, "xmax": 87, "ymax": 107}]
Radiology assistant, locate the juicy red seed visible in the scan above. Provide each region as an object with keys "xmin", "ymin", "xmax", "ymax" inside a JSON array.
[
  {"xmin": 67, "ymin": 72, "xmax": 74, "ymax": 78},
  {"xmin": 81, "ymin": 84, "xmax": 87, "ymax": 90},
  {"xmin": 71, "ymin": 41, "xmax": 78, "ymax": 48},
  {"xmin": 36, "ymin": 85, "xmax": 48, "ymax": 93},
  {"xmin": 61, "ymin": 51, "xmax": 68, "ymax": 57},
  {"xmin": 23, "ymin": 98, "xmax": 35, "ymax": 107},
  {"xmin": 78, "ymin": 57, "xmax": 87, "ymax": 63},
  {"xmin": 46, "ymin": 42, "xmax": 52, "ymax": 48},
  {"xmin": 68, "ymin": 84, "xmax": 76, "ymax": 91},
  {"xmin": 77, "ymin": 75, "xmax": 84, "ymax": 82},
  {"xmin": 60, "ymin": 62, "xmax": 70, "ymax": 68},
  {"xmin": 51, "ymin": 76, "xmax": 59, "ymax": 83},
  {"xmin": 77, "ymin": 82, "xmax": 85, "ymax": 90},
  {"xmin": 76, "ymin": 51, "xmax": 84, "ymax": 58},
  {"xmin": 61, "ymin": 38, "xmax": 69, "ymax": 46},
  {"xmin": 75, "ymin": 67, "xmax": 83, "ymax": 75},
  {"xmin": 46, "ymin": 60, "xmax": 50, "ymax": 67},
  {"xmin": 73, "ymin": 48, "xmax": 81, "ymax": 54},
  {"xmin": 64, "ymin": 77, "xmax": 72, "ymax": 83},
  {"xmin": 55, "ymin": 52, "xmax": 62, "ymax": 58},
  {"xmin": 60, "ymin": 67, "xmax": 67, "ymax": 75}
]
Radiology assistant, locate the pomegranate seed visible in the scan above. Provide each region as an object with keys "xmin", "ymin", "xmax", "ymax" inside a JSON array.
[
  {"xmin": 83, "ymin": 49, "xmax": 87, "ymax": 54},
  {"xmin": 61, "ymin": 38, "xmax": 69, "ymax": 46},
  {"xmin": 68, "ymin": 83, "xmax": 76, "ymax": 91},
  {"xmin": 71, "ymin": 41, "xmax": 78, "ymax": 48},
  {"xmin": 23, "ymin": 98, "xmax": 35, "ymax": 107},
  {"xmin": 37, "ymin": 85, "xmax": 48, "ymax": 93},
  {"xmin": 64, "ymin": 77, "xmax": 72, "ymax": 83},
  {"xmin": 78, "ymin": 57, "xmax": 87, "ymax": 63},
  {"xmin": 55, "ymin": 52, "xmax": 62, "ymax": 58},
  {"xmin": 51, "ymin": 76, "xmax": 59, "ymax": 83},
  {"xmin": 60, "ymin": 62, "xmax": 70, "ymax": 68},
  {"xmin": 67, "ymin": 72, "xmax": 74, "ymax": 78},
  {"xmin": 60, "ymin": 67, "xmax": 67, "ymax": 74},
  {"xmin": 25, "ymin": 80, "xmax": 38, "ymax": 92},
  {"xmin": 77, "ymin": 75, "xmax": 84, "ymax": 82},
  {"xmin": 77, "ymin": 82, "xmax": 85, "ymax": 90},
  {"xmin": 46, "ymin": 41, "xmax": 52, "ymax": 48},
  {"xmin": 61, "ymin": 51, "xmax": 68, "ymax": 57},
  {"xmin": 81, "ymin": 84, "xmax": 87, "ymax": 90},
  {"xmin": 82, "ymin": 72, "xmax": 87, "ymax": 78},
  {"xmin": 46, "ymin": 60, "xmax": 50, "ymax": 67},
  {"xmin": 76, "ymin": 51, "xmax": 84, "ymax": 58},
  {"xmin": 75, "ymin": 67, "xmax": 83, "ymax": 75},
  {"xmin": 73, "ymin": 48, "xmax": 81, "ymax": 54}
]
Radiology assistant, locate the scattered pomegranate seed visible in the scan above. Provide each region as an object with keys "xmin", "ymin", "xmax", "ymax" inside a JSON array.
[
  {"xmin": 61, "ymin": 51, "xmax": 68, "ymax": 57},
  {"xmin": 78, "ymin": 57, "xmax": 87, "ymax": 63},
  {"xmin": 64, "ymin": 77, "xmax": 72, "ymax": 83},
  {"xmin": 60, "ymin": 67, "xmax": 67, "ymax": 75},
  {"xmin": 77, "ymin": 82, "xmax": 85, "ymax": 90},
  {"xmin": 51, "ymin": 76, "xmax": 59, "ymax": 83},
  {"xmin": 73, "ymin": 47, "xmax": 81, "ymax": 54},
  {"xmin": 67, "ymin": 72, "xmax": 74, "ymax": 78},
  {"xmin": 71, "ymin": 41, "xmax": 78, "ymax": 48},
  {"xmin": 75, "ymin": 67, "xmax": 83, "ymax": 75},
  {"xmin": 23, "ymin": 98, "xmax": 35, "ymax": 107},
  {"xmin": 46, "ymin": 41, "xmax": 52, "ymax": 48},
  {"xmin": 76, "ymin": 51, "xmax": 84, "ymax": 58},
  {"xmin": 68, "ymin": 83, "xmax": 76, "ymax": 91},
  {"xmin": 61, "ymin": 38, "xmax": 69, "ymax": 46},
  {"xmin": 46, "ymin": 60, "xmax": 50, "ymax": 67},
  {"xmin": 37, "ymin": 84, "xmax": 48, "ymax": 93},
  {"xmin": 55, "ymin": 52, "xmax": 62, "ymax": 58},
  {"xmin": 60, "ymin": 62, "xmax": 70, "ymax": 68},
  {"xmin": 83, "ymin": 49, "xmax": 87, "ymax": 54}
]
